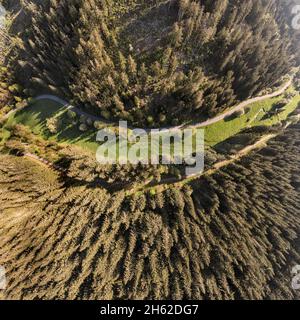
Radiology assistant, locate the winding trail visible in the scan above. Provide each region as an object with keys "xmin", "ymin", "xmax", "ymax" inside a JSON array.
[
  {"xmin": 1, "ymin": 79, "xmax": 291, "ymax": 128},
  {"xmin": 35, "ymin": 95, "xmax": 106, "ymax": 122},
  {"xmin": 19, "ymin": 124, "xmax": 294, "ymax": 194},
  {"xmin": 34, "ymin": 79, "xmax": 292, "ymax": 131},
  {"xmin": 187, "ymin": 79, "xmax": 291, "ymax": 129},
  {"xmin": 1, "ymin": 79, "xmax": 294, "ymax": 192},
  {"xmin": 20, "ymin": 132, "xmax": 278, "ymax": 194},
  {"xmin": 126, "ymin": 132, "xmax": 279, "ymax": 196}
]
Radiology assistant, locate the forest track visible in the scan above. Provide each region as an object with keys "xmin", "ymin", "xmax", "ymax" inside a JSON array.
[
  {"xmin": 126, "ymin": 132, "xmax": 280, "ymax": 196},
  {"xmin": 186, "ymin": 80, "xmax": 292, "ymax": 129},
  {"xmin": 0, "ymin": 79, "xmax": 291, "ymax": 127},
  {"xmin": 1, "ymin": 79, "xmax": 293, "ymax": 193},
  {"xmin": 22, "ymin": 152, "xmax": 67, "ymax": 173},
  {"xmin": 21, "ymin": 132, "xmax": 274, "ymax": 195},
  {"xmin": 34, "ymin": 79, "xmax": 292, "ymax": 132}
]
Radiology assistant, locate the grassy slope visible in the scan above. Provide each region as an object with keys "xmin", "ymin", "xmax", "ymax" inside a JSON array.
[
  {"xmin": 1, "ymin": 89, "xmax": 299, "ymax": 153},
  {"xmin": 2, "ymin": 99, "xmax": 99, "ymax": 152},
  {"xmin": 204, "ymin": 90, "xmax": 300, "ymax": 146}
]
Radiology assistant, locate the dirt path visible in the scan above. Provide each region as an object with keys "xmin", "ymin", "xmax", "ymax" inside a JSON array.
[
  {"xmin": 1, "ymin": 79, "xmax": 291, "ymax": 131},
  {"xmin": 21, "ymin": 131, "xmax": 283, "ymax": 195},
  {"xmin": 125, "ymin": 133, "xmax": 278, "ymax": 195},
  {"xmin": 208, "ymin": 134, "xmax": 276, "ymax": 172},
  {"xmin": 23, "ymin": 153, "xmax": 66, "ymax": 173},
  {"xmin": 187, "ymin": 80, "xmax": 291, "ymax": 129},
  {"xmin": 2, "ymin": 79, "xmax": 292, "ymax": 193},
  {"xmin": 35, "ymin": 79, "xmax": 292, "ymax": 131}
]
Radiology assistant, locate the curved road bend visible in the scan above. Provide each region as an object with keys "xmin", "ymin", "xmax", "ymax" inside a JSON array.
[
  {"xmin": 187, "ymin": 79, "xmax": 292, "ymax": 129},
  {"xmin": 35, "ymin": 79, "xmax": 292, "ymax": 131},
  {"xmin": 3, "ymin": 80, "xmax": 292, "ymax": 192}
]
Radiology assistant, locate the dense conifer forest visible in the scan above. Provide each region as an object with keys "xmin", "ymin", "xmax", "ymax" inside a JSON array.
[
  {"xmin": 0, "ymin": 123, "xmax": 299, "ymax": 299},
  {"xmin": 0, "ymin": 0, "xmax": 299, "ymax": 301},
  {"xmin": 11, "ymin": 0, "xmax": 300, "ymax": 125}
]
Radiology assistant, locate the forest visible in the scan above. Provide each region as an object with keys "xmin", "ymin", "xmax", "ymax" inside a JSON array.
[
  {"xmin": 0, "ymin": 0, "xmax": 299, "ymax": 301},
  {"xmin": 0, "ymin": 123, "xmax": 299, "ymax": 300},
  {"xmin": 10, "ymin": 0, "xmax": 300, "ymax": 126}
]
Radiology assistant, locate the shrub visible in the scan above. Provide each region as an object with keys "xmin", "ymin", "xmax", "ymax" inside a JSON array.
[
  {"xmin": 245, "ymin": 106, "xmax": 251, "ymax": 114},
  {"xmin": 149, "ymin": 189, "xmax": 156, "ymax": 196},
  {"xmin": 23, "ymin": 88, "xmax": 34, "ymax": 96},
  {"xmin": 14, "ymin": 96, "xmax": 22, "ymax": 102},
  {"xmin": 234, "ymin": 109, "xmax": 244, "ymax": 117},
  {"xmin": 159, "ymin": 114, "xmax": 166, "ymax": 123},
  {"xmin": 8, "ymin": 84, "xmax": 22, "ymax": 93},
  {"xmin": 2, "ymin": 105, "xmax": 11, "ymax": 113},
  {"xmin": 294, "ymin": 79, "xmax": 300, "ymax": 91},
  {"xmin": 101, "ymin": 110, "xmax": 111, "ymax": 120},
  {"xmin": 86, "ymin": 118, "xmax": 93, "ymax": 126},
  {"xmin": 147, "ymin": 116, "xmax": 154, "ymax": 125},
  {"xmin": 79, "ymin": 115, "xmax": 87, "ymax": 124},
  {"xmin": 0, "ymin": 82, "xmax": 7, "ymax": 89},
  {"xmin": 170, "ymin": 167, "xmax": 182, "ymax": 179},
  {"xmin": 67, "ymin": 110, "xmax": 77, "ymax": 119},
  {"xmin": 275, "ymin": 99, "xmax": 289, "ymax": 109},
  {"xmin": 79, "ymin": 123, "xmax": 88, "ymax": 132},
  {"xmin": 94, "ymin": 121, "xmax": 103, "ymax": 130},
  {"xmin": 225, "ymin": 109, "xmax": 244, "ymax": 121},
  {"xmin": 284, "ymin": 92, "xmax": 296, "ymax": 99},
  {"xmin": 27, "ymin": 97, "xmax": 35, "ymax": 105},
  {"xmin": 46, "ymin": 117, "xmax": 61, "ymax": 134},
  {"xmin": 134, "ymin": 96, "xmax": 141, "ymax": 108},
  {"xmin": 16, "ymin": 101, "xmax": 27, "ymax": 108},
  {"xmin": 0, "ymin": 66, "xmax": 8, "ymax": 73},
  {"xmin": 172, "ymin": 118, "xmax": 179, "ymax": 126}
]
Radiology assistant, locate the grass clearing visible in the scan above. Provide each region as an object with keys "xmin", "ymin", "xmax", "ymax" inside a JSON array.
[
  {"xmin": 1, "ymin": 89, "xmax": 299, "ymax": 154},
  {"xmin": 2, "ymin": 99, "xmax": 100, "ymax": 152},
  {"xmin": 204, "ymin": 89, "xmax": 300, "ymax": 146}
]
